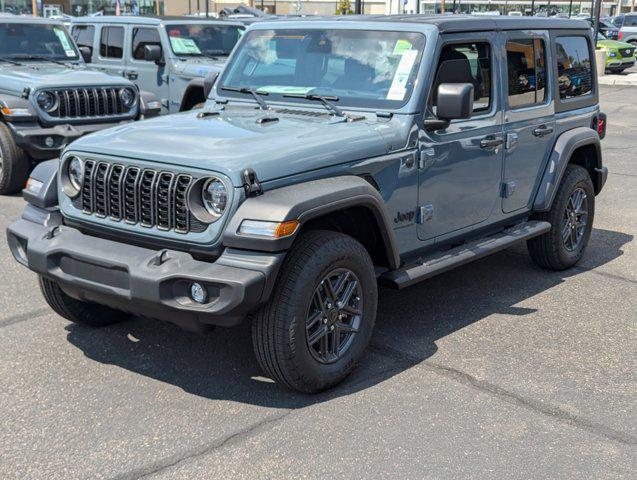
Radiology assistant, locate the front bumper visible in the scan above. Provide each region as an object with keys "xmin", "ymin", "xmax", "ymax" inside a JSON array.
[
  {"xmin": 606, "ymin": 59, "xmax": 636, "ymax": 70},
  {"xmin": 7, "ymin": 121, "xmax": 132, "ymax": 161},
  {"xmin": 7, "ymin": 208, "xmax": 284, "ymax": 330}
]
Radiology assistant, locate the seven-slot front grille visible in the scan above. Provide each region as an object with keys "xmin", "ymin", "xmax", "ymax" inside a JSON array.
[
  {"xmin": 77, "ymin": 160, "xmax": 203, "ymax": 234},
  {"xmin": 40, "ymin": 87, "xmax": 133, "ymax": 119}
]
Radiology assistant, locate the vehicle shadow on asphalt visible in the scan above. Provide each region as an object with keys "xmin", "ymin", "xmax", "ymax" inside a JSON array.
[{"xmin": 65, "ymin": 228, "xmax": 632, "ymax": 408}]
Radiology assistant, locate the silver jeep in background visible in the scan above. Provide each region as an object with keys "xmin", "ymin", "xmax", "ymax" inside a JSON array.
[{"xmin": 71, "ymin": 16, "xmax": 245, "ymax": 113}]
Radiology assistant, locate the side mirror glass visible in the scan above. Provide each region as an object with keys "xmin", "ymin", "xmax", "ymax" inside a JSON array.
[
  {"xmin": 203, "ymin": 71, "xmax": 220, "ymax": 98},
  {"xmin": 143, "ymin": 45, "xmax": 163, "ymax": 65},
  {"xmin": 425, "ymin": 83, "xmax": 474, "ymax": 131},
  {"xmin": 78, "ymin": 46, "xmax": 92, "ymax": 64}
]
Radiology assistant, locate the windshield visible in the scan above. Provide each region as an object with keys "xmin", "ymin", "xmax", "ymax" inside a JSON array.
[
  {"xmin": 0, "ymin": 22, "xmax": 79, "ymax": 61},
  {"xmin": 218, "ymin": 29, "xmax": 426, "ymax": 109},
  {"xmin": 167, "ymin": 24, "xmax": 244, "ymax": 56}
]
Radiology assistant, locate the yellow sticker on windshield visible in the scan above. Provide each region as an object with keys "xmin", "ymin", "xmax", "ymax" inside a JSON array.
[
  {"xmin": 392, "ymin": 39, "xmax": 414, "ymax": 56},
  {"xmin": 53, "ymin": 27, "xmax": 76, "ymax": 57}
]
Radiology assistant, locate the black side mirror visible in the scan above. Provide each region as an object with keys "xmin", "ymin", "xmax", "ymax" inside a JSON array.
[
  {"xmin": 425, "ymin": 83, "xmax": 474, "ymax": 131},
  {"xmin": 203, "ymin": 71, "xmax": 220, "ymax": 98},
  {"xmin": 143, "ymin": 45, "xmax": 163, "ymax": 65},
  {"xmin": 78, "ymin": 46, "xmax": 92, "ymax": 64}
]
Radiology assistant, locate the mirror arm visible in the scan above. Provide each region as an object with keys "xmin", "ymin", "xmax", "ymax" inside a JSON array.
[{"xmin": 424, "ymin": 118, "xmax": 450, "ymax": 131}]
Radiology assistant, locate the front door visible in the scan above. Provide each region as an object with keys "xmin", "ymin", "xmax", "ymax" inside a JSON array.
[
  {"xmin": 501, "ymin": 31, "xmax": 556, "ymax": 213},
  {"xmin": 418, "ymin": 35, "xmax": 504, "ymax": 241},
  {"xmin": 126, "ymin": 26, "xmax": 169, "ymax": 113}
]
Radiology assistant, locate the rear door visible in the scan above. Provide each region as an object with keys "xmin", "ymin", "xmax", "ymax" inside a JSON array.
[
  {"xmin": 95, "ymin": 24, "xmax": 127, "ymax": 78},
  {"xmin": 501, "ymin": 31, "xmax": 555, "ymax": 213},
  {"xmin": 126, "ymin": 26, "xmax": 169, "ymax": 111}
]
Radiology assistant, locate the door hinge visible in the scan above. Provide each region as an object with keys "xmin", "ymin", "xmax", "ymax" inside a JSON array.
[
  {"xmin": 505, "ymin": 132, "xmax": 519, "ymax": 150},
  {"xmin": 501, "ymin": 181, "xmax": 517, "ymax": 198},
  {"xmin": 419, "ymin": 204, "xmax": 434, "ymax": 223},
  {"xmin": 242, "ymin": 168, "xmax": 263, "ymax": 197},
  {"xmin": 419, "ymin": 148, "xmax": 435, "ymax": 170}
]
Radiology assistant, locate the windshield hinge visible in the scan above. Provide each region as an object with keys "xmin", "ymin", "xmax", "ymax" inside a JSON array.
[
  {"xmin": 22, "ymin": 87, "xmax": 30, "ymax": 99},
  {"xmin": 242, "ymin": 168, "xmax": 263, "ymax": 197}
]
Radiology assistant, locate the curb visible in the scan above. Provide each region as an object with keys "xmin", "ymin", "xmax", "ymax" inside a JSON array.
[{"xmin": 598, "ymin": 75, "xmax": 637, "ymax": 86}]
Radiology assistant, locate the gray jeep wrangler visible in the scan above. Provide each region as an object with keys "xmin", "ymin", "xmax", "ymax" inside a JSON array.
[
  {"xmin": 0, "ymin": 17, "xmax": 160, "ymax": 194},
  {"xmin": 7, "ymin": 16, "xmax": 608, "ymax": 393}
]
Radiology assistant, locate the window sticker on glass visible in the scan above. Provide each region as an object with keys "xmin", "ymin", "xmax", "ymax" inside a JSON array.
[
  {"xmin": 387, "ymin": 49, "xmax": 418, "ymax": 101},
  {"xmin": 170, "ymin": 37, "xmax": 202, "ymax": 55},
  {"xmin": 392, "ymin": 39, "xmax": 413, "ymax": 55},
  {"xmin": 54, "ymin": 27, "xmax": 76, "ymax": 57},
  {"xmin": 259, "ymin": 86, "xmax": 314, "ymax": 95}
]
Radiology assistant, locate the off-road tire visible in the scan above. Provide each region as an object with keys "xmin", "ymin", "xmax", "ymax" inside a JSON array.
[
  {"xmin": 0, "ymin": 122, "xmax": 30, "ymax": 195},
  {"xmin": 252, "ymin": 230, "xmax": 378, "ymax": 393},
  {"xmin": 39, "ymin": 276, "xmax": 128, "ymax": 327},
  {"xmin": 528, "ymin": 165, "xmax": 595, "ymax": 270}
]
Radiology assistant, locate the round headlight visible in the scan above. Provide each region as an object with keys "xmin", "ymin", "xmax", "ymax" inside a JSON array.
[
  {"xmin": 202, "ymin": 178, "xmax": 227, "ymax": 217},
  {"xmin": 68, "ymin": 157, "xmax": 85, "ymax": 191},
  {"xmin": 119, "ymin": 88, "xmax": 136, "ymax": 108},
  {"xmin": 36, "ymin": 91, "xmax": 58, "ymax": 112}
]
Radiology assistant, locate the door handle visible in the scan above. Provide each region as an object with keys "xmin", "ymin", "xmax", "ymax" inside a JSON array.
[
  {"xmin": 533, "ymin": 125, "xmax": 554, "ymax": 137},
  {"xmin": 480, "ymin": 137, "xmax": 503, "ymax": 149},
  {"xmin": 126, "ymin": 71, "xmax": 139, "ymax": 80}
]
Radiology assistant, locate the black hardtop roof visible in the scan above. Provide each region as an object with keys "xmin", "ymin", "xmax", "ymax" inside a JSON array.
[{"xmin": 278, "ymin": 14, "xmax": 591, "ymax": 32}]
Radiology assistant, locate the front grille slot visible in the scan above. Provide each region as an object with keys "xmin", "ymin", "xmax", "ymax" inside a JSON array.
[
  {"xmin": 79, "ymin": 161, "xmax": 198, "ymax": 234},
  {"xmin": 42, "ymin": 87, "xmax": 133, "ymax": 119}
]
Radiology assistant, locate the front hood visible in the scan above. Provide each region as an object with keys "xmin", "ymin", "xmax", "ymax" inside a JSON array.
[
  {"xmin": 68, "ymin": 106, "xmax": 390, "ymax": 186},
  {"xmin": 598, "ymin": 39, "xmax": 634, "ymax": 50},
  {"xmin": 172, "ymin": 58, "xmax": 225, "ymax": 79},
  {"xmin": 0, "ymin": 65, "xmax": 133, "ymax": 95}
]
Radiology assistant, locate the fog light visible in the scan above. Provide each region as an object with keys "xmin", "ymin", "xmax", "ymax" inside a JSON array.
[
  {"xmin": 190, "ymin": 282, "xmax": 207, "ymax": 304},
  {"xmin": 44, "ymin": 136, "xmax": 54, "ymax": 148}
]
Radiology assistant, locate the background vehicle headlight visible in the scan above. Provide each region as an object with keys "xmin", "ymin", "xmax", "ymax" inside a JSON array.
[
  {"xmin": 119, "ymin": 88, "xmax": 136, "ymax": 108},
  {"xmin": 202, "ymin": 178, "xmax": 227, "ymax": 217},
  {"xmin": 36, "ymin": 91, "xmax": 58, "ymax": 112},
  {"xmin": 68, "ymin": 157, "xmax": 84, "ymax": 191}
]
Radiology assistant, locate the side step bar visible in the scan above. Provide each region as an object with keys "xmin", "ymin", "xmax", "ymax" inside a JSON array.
[{"xmin": 380, "ymin": 220, "xmax": 551, "ymax": 289}]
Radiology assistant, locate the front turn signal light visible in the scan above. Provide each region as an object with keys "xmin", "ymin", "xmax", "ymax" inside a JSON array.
[{"xmin": 238, "ymin": 219, "xmax": 299, "ymax": 238}]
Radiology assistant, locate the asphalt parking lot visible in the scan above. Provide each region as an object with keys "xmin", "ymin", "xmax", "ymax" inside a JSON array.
[{"xmin": 1, "ymin": 85, "xmax": 635, "ymax": 480}]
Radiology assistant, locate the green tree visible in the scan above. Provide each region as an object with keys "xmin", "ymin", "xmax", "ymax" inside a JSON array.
[{"xmin": 335, "ymin": 0, "xmax": 354, "ymax": 15}]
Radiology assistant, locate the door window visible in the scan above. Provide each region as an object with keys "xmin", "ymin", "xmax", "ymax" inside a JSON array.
[
  {"xmin": 100, "ymin": 26, "xmax": 124, "ymax": 59},
  {"xmin": 555, "ymin": 36, "xmax": 592, "ymax": 100},
  {"xmin": 132, "ymin": 27, "xmax": 162, "ymax": 60},
  {"xmin": 506, "ymin": 38, "xmax": 547, "ymax": 108},
  {"xmin": 431, "ymin": 42, "xmax": 492, "ymax": 116},
  {"xmin": 72, "ymin": 25, "xmax": 95, "ymax": 54}
]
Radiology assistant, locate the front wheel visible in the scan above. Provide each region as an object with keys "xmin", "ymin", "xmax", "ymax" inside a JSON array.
[
  {"xmin": 0, "ymin": 122, "xmax": 30, "ymax": 195},
  {"xmin": 528, "ymin": 165, "xmax": 595, "ymax": 270},
  {"xmin": 252, "ymin": 230, "xmax": 378, "ymax": 393}
]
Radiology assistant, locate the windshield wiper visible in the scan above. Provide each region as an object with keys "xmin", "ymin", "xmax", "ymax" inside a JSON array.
[
  {"xmin": 282, "ymin": 93, "xmax": 345, "ymax": 117},
  {"xmin": 0, "ymin": 57, "xmax": 23, "ymax": 66},
  {"xmin": 12, "ymin": 55, "xmax": 72, "ymax": 66},
  {"xmin": 220, "ymin": 86, "xmax": 269, "ymax": 110}
]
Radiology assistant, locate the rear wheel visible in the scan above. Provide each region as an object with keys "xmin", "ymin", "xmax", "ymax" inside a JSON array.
[
  {"xmin": 0, "ymin": 122, "xmax": 30, "ymax": 195},
  {"xmin": 252, "ymin": 230, "xmax": 377, "ymax": 393},
  {"xmin": 528, "ymin": 165, "xmax": 595, "ymax": 270},
  {"xmin": 39, "ymin": 276, "xmax": 128, "ymax": 327}
]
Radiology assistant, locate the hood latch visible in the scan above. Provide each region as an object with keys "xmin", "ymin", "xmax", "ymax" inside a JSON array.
[{"xmin": 242, "ymin": 168, "xmax": 263, "ymax": 197}]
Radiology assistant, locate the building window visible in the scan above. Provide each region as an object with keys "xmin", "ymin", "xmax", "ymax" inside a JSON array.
[
  {"xmin": 100, "ymin": 26, "xmax": 124, "ymax": 59},
  {"xmin": 506, "ymin": 38, "xmax": 547, "ymax": 108},
  {"xmin": 556, "ymin": 36, "xmax": 592, "ymax": 100}
]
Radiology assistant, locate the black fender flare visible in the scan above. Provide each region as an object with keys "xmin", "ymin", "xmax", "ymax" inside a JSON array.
[
  {"xmin": 533, "ymin": 127, "xmax": 602, "ymax": 212},
  {"xmin": 138, "ymin": 90, "xmax": 161, "ymax": 118},
  {"xmin": 223, "ymin": 176, "xmax": 401, "ymax": 270},
  {"xmin": 179, "ymin": 79, "xmax": 205, "ymax": 112}
]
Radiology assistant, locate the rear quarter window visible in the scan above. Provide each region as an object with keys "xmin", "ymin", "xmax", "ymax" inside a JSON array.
[{"xmin": 555, "ymin": 36, "xmax": 592, "ymax": 100}]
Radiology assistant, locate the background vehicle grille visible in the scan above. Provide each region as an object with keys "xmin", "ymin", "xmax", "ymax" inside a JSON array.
[
  {"xmin": 620, "ymin": 48, "xmax": 634, "ymax": 57},
  {"xmin": 76, "ymin": 160, "xmax": 205, "ymax": 234},
  {"xmin": 40, "ymin": 87, "xmax": 134, "ymax": 119}
]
